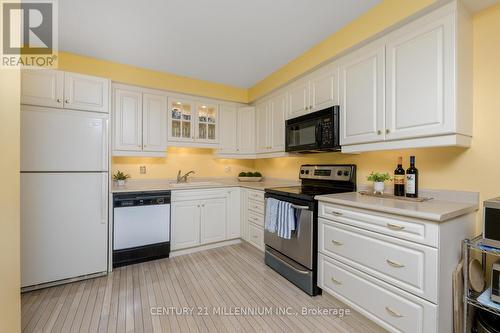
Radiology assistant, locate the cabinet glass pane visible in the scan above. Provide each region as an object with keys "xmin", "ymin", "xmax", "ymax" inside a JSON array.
[
  {"xmin": 172, "ymin": 120, "xmax": 181, "ymax": 138},
  {"xmin": 199, "ymin": 123, "xmax": 207, "ymax": 139},
  {"xmin": 197, "ymin": 104, "xmax": 217, "ymax": 124},
  {"xmin": 208, "ymin": 124, "xmax": 216, "ymax": 140},
  {"xmin": 182, "ymin": 122, "xmax": 191, "ymax": 138}
]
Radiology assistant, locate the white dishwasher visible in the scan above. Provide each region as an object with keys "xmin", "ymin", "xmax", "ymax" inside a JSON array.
[{"xmin": 113, "ymin": 191, "xmax": 171, "ymax": 267}]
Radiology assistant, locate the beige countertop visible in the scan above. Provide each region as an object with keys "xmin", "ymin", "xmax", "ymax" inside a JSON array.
[
  {"xmin": 111, "ymin": 178, "xmax": 300, "ymax": 193},
  {"xmin": 315, "ymin": 190, "xmax": 479, "ymax": 222}
]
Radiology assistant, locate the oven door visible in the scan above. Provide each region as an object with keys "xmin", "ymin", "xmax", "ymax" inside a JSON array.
[
  {"xmin": 264, "ymin": 195, "xmax": 314, "ymax": 269},
  {"xmin": 285, "ymin": 118, "xmax": 321, "ymax": 152}
]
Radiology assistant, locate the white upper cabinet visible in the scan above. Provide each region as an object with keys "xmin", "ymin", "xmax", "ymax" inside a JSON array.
[
  {"xmin": 195, "ymin": 102, "xmax": 218, "ymax": 143},
  {"xmin": 255, "ymin": 92, "xmax": 286, "ymax": 154},
  {"xmin": 385, "ymin": 9, "xmax": 454, "ymax": 141},
  {"xmin": 142, "ymin": 93, "xmax": 168, "ymax": 152},
  {"xmin": 256, "ymin": 102, "xmax": 269, "ymax": 153},
  {"xmin": 218, "ymin": 105, "xmax": 238, "ymax": 154},
  {"xmin": 310, "ymin": 63, "xmax": 339, "ymax": 112},
  {"xmin": 21, "ymin": 69, "xmax": 64, "ymax": 108},
  {"xmin": 168, "ymin": 98, "xmax": 195, "ymax": 142},
  {"xmin": 64, "ymin": 72, "xmax": 109, "ymax": 113},
  {"xmin": 21, "ymin": 69, "xmax": 109, "ymax": 113},
  {"xmin": 113, "ymin": 88, "xmax": 142, "ymax": 152},
  {"xmin": 287, "ymin": 79, "xmax": 310, "ymax": 119},
  {"xmin": 340, "ymin": 41, "xmax": 385, "ymax": 146},
  {"xmin": 237, "ymin": 107, "xmax": 256, "ymax": 154},
  {"xmin": 112, "ymin": 84, "xmax": 168, "ymax": 156},
  {"xmin": 340, "ymin": 2, "xmax": 471, "ymax": 152},
  {"xmin": 269, "ymin": 93, "xmax": 286, "ymax": 152}
]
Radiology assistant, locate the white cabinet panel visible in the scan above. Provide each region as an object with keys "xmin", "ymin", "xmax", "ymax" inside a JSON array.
[
  {"xmin": 219, "ymin": 105, "xmax": 238, "ymax": 153},
  {"xmin": 310, "ymin": 64, "xmax": 339, "ymax": 112},
  {"xmin": 21, "ymin": 106, "xmax": 108, "ymax": 172},
  {"xmin": 226, "ymin": 188, "xmax": 241, "ymax": 239},
  {"xmin": 64, "ymin": 72, "xmax": 109, "ymax": 113},
  {"xmin": 142, "ymin": 93, "xmax": 167, "ymax": 152},
  {"xmin": 21, "ymin": 173, "xmax": 108, "ymax": 287},
  {"xmin": 248, "ymin": 223, "xmax": 264, "ymax": 251},
  {"xmin": 238, "ymin": 107, "xmax": 256, "ymax": 154},
  {"xmin": 340, "ymin": 42, "xmax": 385, "ymax": 145},
  {"xmin": 269, "ymin": 93, "xmax": 286, "ymax": 152},
  {"xmin": 256, "ymin": 102, "xmax": 269, "ymax": 153},
  {"xmin": 200, "ymin": 198, "xmax": 227, "ymax": 244},
  {"xmin": 21, "ymin": 69, "xmax": 64, "ymax": 108},
  {"xmin": 171, "ymin": 201, "xmax": 200, "ymax": 250},
  {"xmin": 386, "ymin": 12, "xmax": 454, "ymax": 140},
  {"xmin": 113, "ymin": 88, "xmax": 142, "ymax": 151},
  {"xmin": 287, "ymin": 80, "xmax": 309, "ymax": 119}
]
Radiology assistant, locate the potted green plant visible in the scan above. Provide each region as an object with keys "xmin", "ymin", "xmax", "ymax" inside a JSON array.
[
  {"xmin": 238, "ymin": 171, "xmax": 263, "ymax": 182},
  {"xmin": 113, "ymin": 170, "xmax": 131, "ymax": 186},
  {"xmin": 367, "ymin": 172, "xmax": 391, "ymax": 194}
]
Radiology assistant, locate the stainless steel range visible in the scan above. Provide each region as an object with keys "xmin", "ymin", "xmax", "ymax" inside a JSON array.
[{"xmin": 264, "ymin": 164, "xmax": 356, "ymax": 296}]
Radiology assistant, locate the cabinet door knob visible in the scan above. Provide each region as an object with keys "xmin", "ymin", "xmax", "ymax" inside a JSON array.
[
  {"xmin": 386, "ymin": 129, "xmax": 390, "ymax": 134},
  {"xmin": 56, "ymin": 98, "xmax": 61, "ymax": 103},
  {"xmin": 377, "ymin": 130, "xmax": 382, "ymax": 135},
  {"xmin": 309, "ymin": 105, "xmax": 313, "ymax": 109},
  {"xmin": 65, "ymin": 99, "xmax": 70, "ymax": 104}
]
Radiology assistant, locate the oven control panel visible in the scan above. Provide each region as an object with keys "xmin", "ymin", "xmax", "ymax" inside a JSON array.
[{"xmin": 299, "ymin": 165, "xmax": 354, "ymax": 181}]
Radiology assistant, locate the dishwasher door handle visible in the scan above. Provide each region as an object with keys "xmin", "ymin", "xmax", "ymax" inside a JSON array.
[{"xmin": 291, "ymin": 204, "xmax": 310, "ymax": 210}]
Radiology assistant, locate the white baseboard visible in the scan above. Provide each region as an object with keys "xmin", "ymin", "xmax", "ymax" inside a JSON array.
[{"xmin": 170, "ymin": 238, "xmax": 242, "ymax": 257}]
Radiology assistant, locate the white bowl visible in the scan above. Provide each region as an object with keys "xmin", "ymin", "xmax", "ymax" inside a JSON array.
[{"xmin": 238, "ymin": 177, "xmax": 262, "ymax": 182}]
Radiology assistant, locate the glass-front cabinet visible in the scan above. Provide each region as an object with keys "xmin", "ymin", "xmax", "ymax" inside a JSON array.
[
  {"xmin": 168, "ymin": 97, "xmax": 218, "ymax": 144},
  {"xmin": 168, "ymin": 99, "xmax": 194, "ymax": 142},
  {"xmin": 196, "ymin": 103, "xmax": 217, "ymax": 143}
]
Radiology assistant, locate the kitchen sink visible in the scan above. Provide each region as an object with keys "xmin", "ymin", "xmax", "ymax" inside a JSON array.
[{"xmin": 169, "ymin": 181, "xmax": 222, "ymax": 188}]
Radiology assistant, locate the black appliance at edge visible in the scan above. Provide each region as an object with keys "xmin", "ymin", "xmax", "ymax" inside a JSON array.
[
  {"xmin": 285, "ymin": 106, "xmax": 340, "ymax": 153},
  {"xmin": 264, "ymin": 164, "xmax": 356, "ymax": 296}
]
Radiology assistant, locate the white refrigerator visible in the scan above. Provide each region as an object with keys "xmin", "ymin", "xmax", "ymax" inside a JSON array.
[{"xmin": 21, "ymin": 105, "xmax": 109, "ymax": 288}]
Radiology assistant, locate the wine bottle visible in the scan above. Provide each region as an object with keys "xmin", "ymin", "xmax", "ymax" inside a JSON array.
[
  {"xmin": 394, "ymin": 156, "xmax": 405, "ymax": 196},
  {"xmin": 406, "ymin": 156, "xmax": 418, "ymax": 198}
]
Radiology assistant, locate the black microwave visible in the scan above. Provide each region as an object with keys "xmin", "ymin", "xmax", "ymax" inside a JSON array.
[{"xmin": 285, "ymin": 106, "xmax": 340, "ymax": 153}]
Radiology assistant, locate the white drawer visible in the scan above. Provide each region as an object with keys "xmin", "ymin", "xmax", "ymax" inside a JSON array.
[
  {"xmin": 248, "ymin": 211, "xmax": 264, "ymax": 227},
  {"xmin": 248, "ymin": 223, "xmax": 264, "ymax": 250},
  {"xmin": 172, "ymin": 188, "xmax": 227, "ymax": 202},
  {"xmin": 319, "ymin": 218, "xmax": 438, "ymax": 302},
  {"xmin": 319, "ymin": 254, "xmax": 437, "ymax": 333},
  {"xmin": 248, "ymin": 199, "xmax": 265, "ymax": 215},
  {"xmin": 247, "ymin": 190, "xmax": 264, "ymax": 202},
  {"xmin": 319, "ymin": 202, "xmax": 438, "ymax": 247}
]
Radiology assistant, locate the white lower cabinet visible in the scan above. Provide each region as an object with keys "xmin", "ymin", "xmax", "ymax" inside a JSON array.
[
  {"xmin": 241, "ymin": 189, "xmax": 265, "ymax": 251},
  {"xmin": 318, "ymin": 200, "xmax": 474, "ymax": 333},
  {"xmin": 171, "ymin": 188, "xmax": 241, "ymax": 251}
]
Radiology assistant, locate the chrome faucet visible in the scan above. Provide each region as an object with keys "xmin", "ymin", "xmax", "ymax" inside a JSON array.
[{"xmin": 177, "ymin": 170, "xmax": 195, "ymax": 183}]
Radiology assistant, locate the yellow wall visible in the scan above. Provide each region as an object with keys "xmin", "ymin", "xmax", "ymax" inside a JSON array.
[
  {"xmin": 248, "ymin": 0, "xmax": 437, "ymax": 101},
  {"xmin": 58, "ymin": 52, "xmax": 248, "ymax": 103},
  {"xmin": 256, "ymin": 3, "xmax": 500, "ymax": 207},
  {"xmin": 112, "ymin": 148, "xmax": 255, "ymax": 179},
  {"xmin": 0, "ymin": 70, "xmax": 21, "ymax": 331}
]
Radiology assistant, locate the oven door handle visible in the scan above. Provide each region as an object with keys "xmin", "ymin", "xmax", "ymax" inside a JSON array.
[{"xmin": 291, "ymin": 204, "xmax": 310, "ymax": 210}]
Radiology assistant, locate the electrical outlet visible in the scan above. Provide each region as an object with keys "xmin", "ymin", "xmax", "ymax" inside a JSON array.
[
  {"xmin": 140, "ymin": 166, "xmax": 147, "ymax": 174},
  {"xmin": 224, "ymin": 166, "xmax": 231, "ymax": 173}
]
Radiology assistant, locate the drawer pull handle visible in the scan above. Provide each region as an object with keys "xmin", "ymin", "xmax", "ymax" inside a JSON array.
[
  {"xmin": 329, "ymin": 210, "xmax": 343, "ymax": 216},
  {"xmin": 386, "ymin": 223, "xmax": 405, "ymax": 231},
  {"xmin": 385, "ymin": 306, "xmax": 403, "ymax": 318},
  {"xmin": 331, "ymin": 240, "xmax": 343, "ymax": 246},
  {"xmin": 330, "ymin": 277, "xmax": 342, "ymax": 285},
  {"xmin": 386, "ymin": 259, "xmax": 405, "ymax": 268}
]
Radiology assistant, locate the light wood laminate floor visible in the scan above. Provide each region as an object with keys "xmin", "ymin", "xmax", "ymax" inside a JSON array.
[{"xmin": 21, "ymin": 243, "xmax": 386, "ymax": 333}]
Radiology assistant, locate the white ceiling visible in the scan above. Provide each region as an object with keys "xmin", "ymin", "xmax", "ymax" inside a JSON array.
[{"xmin": 59, "ymin": 0, "xmax": 381, "ymax": 88}]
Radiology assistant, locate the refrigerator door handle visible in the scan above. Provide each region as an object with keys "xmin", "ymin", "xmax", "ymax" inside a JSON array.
[{"xmin": 101, "ymin": 173, "xmax": 108, "ymax": 224}]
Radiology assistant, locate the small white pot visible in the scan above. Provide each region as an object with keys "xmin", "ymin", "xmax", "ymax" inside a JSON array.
[
  {"xmin": 116, "ymin": 179, "xmax": 126, "ymax": 186},
  {"xmin": 373, "ymin": 181, "xmax": 385, "ymax": 194}
]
